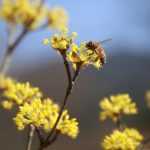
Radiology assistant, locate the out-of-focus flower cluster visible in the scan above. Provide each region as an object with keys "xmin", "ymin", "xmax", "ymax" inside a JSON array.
[
  {"xmin": 102, "ymin": 128, "xmax": 143, "ymax": 150},
  {"xmin": 0, "ymin": 0, "xmax": 68, "ymax": 30},
  {"xmin": 47, "ymin": 7, "xmax": 68, "ymax": 31},
  {"xmin": 0, "ymin": 75, "xmax": 79, "ymax": 139},
  {"xmin": 99, "ymin": 94, "xmax": 137, "ymax": 122},
  {"xmin": 44, "ymin": 29, "xmax": 106, "ymax": 70},
  {"xmin": 99, "ymin": 93, "xmax": 144, "ymax": 150}
]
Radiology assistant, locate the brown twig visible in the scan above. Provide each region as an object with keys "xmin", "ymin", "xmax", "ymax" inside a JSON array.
[
  {"xmin": 40, "ymin": 131, "xmax": 60, "ymax": 149},
  {"xmin": 38, "ymin": 54, "xmax": 81, "ymax": 150},
  {"xmin": 36, "ymin": 128, "xmax": 45, "ymax": 145},
  {"xmin": 0, "ymin": 28, "xmax": 28, "ymax": 74}
]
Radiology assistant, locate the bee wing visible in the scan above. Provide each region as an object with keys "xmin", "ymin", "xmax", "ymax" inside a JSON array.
[{"xmin": 100, "ymin": 38, "xmax": 112, "ymax": 44}]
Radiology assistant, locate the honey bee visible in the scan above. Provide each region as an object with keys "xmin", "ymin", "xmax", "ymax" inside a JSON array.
[{"xmin": 86, "ymin": 40, "xmax": 107, "ymax": 65}]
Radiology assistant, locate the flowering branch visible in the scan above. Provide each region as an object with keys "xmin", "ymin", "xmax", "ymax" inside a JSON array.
[
  {"xmin": 38, "ymin": 54, "xmax": 81, "ymax": 149},
  {"xmin": 0, "ymin": 0, "xmax": 46, "ymax": 75}
]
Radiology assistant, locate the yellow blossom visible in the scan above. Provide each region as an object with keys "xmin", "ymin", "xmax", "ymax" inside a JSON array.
[
  {"xmin": 47, "ymin": 6, "xmax": 68, "ymax": 31},
  {"xmin": 44, "ymin": 29, "xmax": 77, "ymax": 53},
  {"xmin": 0, "ymin": 0, "xmax": 18, "ymax": 24},
  {"xmin": 102, "ymin": 128, "xmax": 143, "ymax": 150},
  {"xmin": 1, "ymin": 100, "xmax": 13, "ymax": 110},
  {"xmin": 67, "ymin": 41, "xmax": 106, "ymax": 70},
  {"xmin": 0, "ymin": 0, "xmax": 47, "ymax": 29},
  {"xmin": 2, "ymin": 82, "xmax": 42, "ymax": 108},
  {"xmin": 14, "ymin": 98, "xmax": 79, "ymax": 139},
  {"xmin": 99, "ymin": 94, "xmax": 138, "ymax": 122},
  {"xmin": 43, "ymin": 38, "xmax": 50, "ymax": 45},
  {"xmin": 57, "ymin": 110, "xmax": 79, "ymax": 138},
  {"xmin": 0, "ymin": 75, "xmax": 16, "ymax": 91},
  {"xmin": 16, "ymin": 0, "xmax": 47, "ymax": 29}
]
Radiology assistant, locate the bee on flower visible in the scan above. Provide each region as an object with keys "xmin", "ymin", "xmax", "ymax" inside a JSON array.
[
  {"xmin": 67, "ymin": 41, "xmax": 106, "ymax": 70},
  {"xmin": 102, "ymin": 128, "xmax": 143, "ymax": 150},
  {"xmin": 99, "ymin": 94, "xmax": 138, "ymax": 122}
]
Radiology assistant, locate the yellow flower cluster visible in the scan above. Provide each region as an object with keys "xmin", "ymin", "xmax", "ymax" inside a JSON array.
[
  {"xmin": 1, "ymin": 78, "xmax": 42, "ymax": 109},
  {"xmin": 15, "ymin": 0, "xmax": 46, "ymax": 29},
  {"xmin": 14, "ymin": 98, "xmax": 79, "ymax": 139},
  {"xmin": 47, "ymin": 7, "xmax": 68, "ymax": 31},
  {"xmin": 102, "ymin": 128, "xmax": 143, "ymax": 150},
  {"xmin": 0, "ymin": 0, "xmax": 46, "ymax": 29},
  {"xmin": 0, "ymin": 0, "xmax": 68, "ymax": 31},
  {"xmin": 44, "ymin": 29, "xmax": 77, "ymax": 53},
  {"xmin": 0, "ymin": 75, "xmax": 79, "ymax": 138},
  {"xmin": 99, "ymin": 94, "xmax": 137, "ymax": 122}
]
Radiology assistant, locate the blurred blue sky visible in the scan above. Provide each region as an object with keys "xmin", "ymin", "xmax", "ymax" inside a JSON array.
[{"xmin": 0, "ymin": 0, "xmax": 150, "ymax": 67}]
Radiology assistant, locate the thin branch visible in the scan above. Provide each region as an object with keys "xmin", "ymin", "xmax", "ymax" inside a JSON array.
[
  {"xmin": 0, "ymin": 0, "xmax": 46, "ymax": 75},
  {"xmin": 139, "ymin": 136, "xmax": 150, "ymax": 150},
  {"xmin": 116, "ymin": 118, "xmax": 122, "ymax": 129},
  {"xmin": 0, "ymin": 28, "xmax": 28, "ymax": 74},
  {"xmin": 26, "ymin": 125, "xmax": 35, "ymax": 150},
  {"xmin": 42, "ymin": 131, "xmax": 60, "ymax": 148},
  {"xmin": 115, "ymin": 114, "xmax": 124, "ymax": 130},
  {"xmin": 35, "ymin": 128, "xmax": 45, "ymax": 145},
  {"xmin": 39, "ymin": 56, "xmax": 81, "ymax": 149},
  {"xmin": 44, "ymin": 54, "xmax": 72, "ymax": 142}
]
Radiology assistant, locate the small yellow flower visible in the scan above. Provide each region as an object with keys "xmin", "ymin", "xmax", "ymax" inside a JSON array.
[
  {"xmin": 67, "ymin": 41, "xmax": 106, "ymax": 70},
  {"xmin": 44, "ymin": 29, "xmax": 77, "ymax": 53},
  {"xmin": 99, "ymin": 94, "xmax": 138, "ymax": 122},
  {"xmin": 1, "ymin": 100, "xmax": 13, "ymax": 110},
  {"xmin": 14, "ymin": 98, "xmax": 79, "ymax": 138},
  {"xmin": 57, "ymin": 110, "xmax": 79, "ymax": 138},
  {"xmin": 47, "ymin": 6, "xmax": 68, "ymax": 31},
  {"xmin": 102, "ymin": 128, "xmax": 143, "ymax": 150},
  {"xmin": 43, "ymin": 38, "xmax": 50, "ymax": 45},
  {"xmin": 0, "ymin": 75, "xmax": 16, "ymax": 91}
]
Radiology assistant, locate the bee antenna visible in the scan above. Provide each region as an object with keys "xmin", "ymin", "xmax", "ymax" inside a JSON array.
[{"xmin": 100, "ymin": 38, "xmax": 112, "ymax": 44}]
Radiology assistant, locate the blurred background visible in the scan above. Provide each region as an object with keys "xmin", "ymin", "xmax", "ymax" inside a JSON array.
[{"xmin": 0, "ymin": 0, "xmax": 150, "ymax": 149}]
